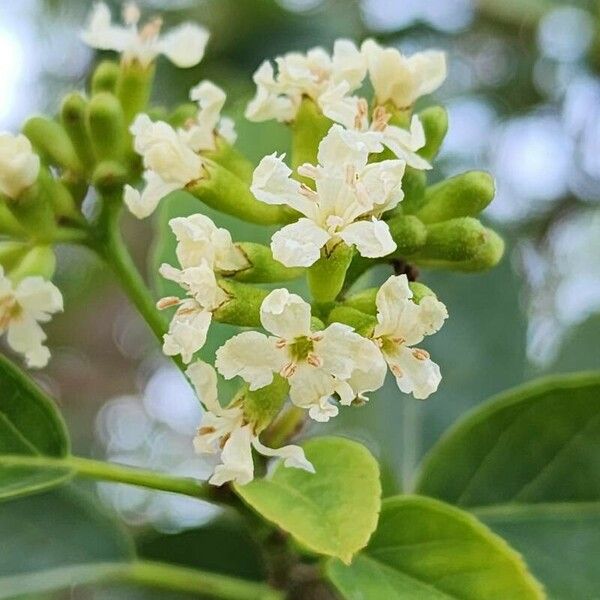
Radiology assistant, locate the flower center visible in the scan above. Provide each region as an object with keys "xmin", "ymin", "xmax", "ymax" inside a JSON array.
[
  {"xmin": 0, "ymin": 295, "xmax": 20, "ymax": 330},
  {"xmin": 288, "ymin": 336, "xmax": 314, "ymax": 362}
]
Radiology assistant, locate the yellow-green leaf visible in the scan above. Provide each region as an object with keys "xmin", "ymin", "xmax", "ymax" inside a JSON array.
[{"xmin": 235, "ymin": 436, "xmax": 381, "ymax": 564}]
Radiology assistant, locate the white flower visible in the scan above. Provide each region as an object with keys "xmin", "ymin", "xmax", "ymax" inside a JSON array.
[
  {"xmin": 0, "ymin": 134, "xmax": 40, "ymax": 199},
  {"xmin": 157, "ymin": 262, "xmax": 227, "ymax": 364},
  {"xmin": 179, "ymin": 81, "xmax": 237, "ymax": 153},
  {"xmin": 361, "ymin": 39, "xmax": 446, "ymax": 109},
  {"xmin": 188, "ymin": 360, "xmax": 314, "ymax": 486},
  {"xmin": 168, "ymin": 213, "xmax": 248, "ymax": 273},
  {"xmin": 373, "ymin": 275, "xmax": 448, "ymax": 399},
  {"xmin": 251, "ymin": 126, "xmax": 404, "ymax": 267},
  {"xmin": 215, "ymin": 289, "xmax": 386, "ymax": 422},
  {"xmin": 124, "ymin": 114, "xmax": 204, "ymax": 218},
  {"xmin": 245, "ymin": 39, "xmax": 366, "ymax": 123},
  {"xmin": 0, "ymin": 268, "xmax": 62, "ymax": 368},
  {"xmin": 82, "ymin": 2, "xmax": 209, "ymax": 68},
  {"xmin": 319, "ymin": 82, "xmax": 431, "ymax": 170}
]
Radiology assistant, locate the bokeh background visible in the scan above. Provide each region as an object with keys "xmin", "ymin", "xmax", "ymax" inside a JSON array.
[{"xmin": 1, "ymin": 0, "xmax": 600, "ymax": 597}]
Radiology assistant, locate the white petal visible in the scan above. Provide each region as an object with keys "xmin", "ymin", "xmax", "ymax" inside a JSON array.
[
  {"xmin": 252, "ymin": 437, "xmax": 315, "ymax": 473},
  {"xmin": 360, "ymin": 160, "xmax": 406, "ymax": 213},
  {"xmin": 316, "ymin": 322, "xmax": 363, "ymax": 380},
  {"xmin": 251, "ymin": 153, "xmax": 312, "ymax": 215},
  {"xmin": 386, "ymin": 345, "xmax": 442, "ymax": 400},
  {"xmin": 210, "ymin": 424, "xmax": 255, "ymax": 486},
  {"xmin": 7, "ymin": 316, "xmax": 49, "ymax": 369},
  {"xmin": 81, "ymin": 2, "xmax": 132, "ymax": 53},
  {"xmin": 14, "ymin": 277, "xmax": 63, "ymax": 319},
  {"xmin": 159, "ymin": 23, "xmax": 209, "ymax": 68},
  {"xmin": 382, "ymin": 118, "xmax": 431, "ymax": 170},
  {"xmin": 186, "ymin": 360, "xmax": 222, "ymax": 414},
  {"xmin": 245, "ymin": 61, "xmax": 297, "ymax": 123},
  {"xmin": 271, "ymin": 219, "xmax": 329, "ymax": 268},
  {"xmin": 410, "ymin": 50, "xmax": 447, "ymax": 100},
  {"xmin": 338, "ymin": 218, "xmax": 396, "ymax": 258},
  {"xmin": 343, "ymin": 339, "xmax": 387, "ymax": 402},
  {"xmin": 331, "ymin": 39, "xmax": 367, "ymax": 90},
  {"xmin": 317, "ymin": 124, "xmax": 382, "ymax": 171},
  {"xmin": 318, "ymin": 82, "xmax": 361, "ymax": 130},
  {"xmin": 288, "ymin": 364, "xmax": 339, "ymax": 422},
  {"xmin": 162, "ymin": 302, "xmax": 212, "ymax": 363},
  {"xmin": 0, "ymin": 134, "xmax": 40, "ymax": 198},
  {"xmin": 124, "ymin": 173, "xmax": 180, "ymax": 219},
  {"xmin": 260, "ymin": 288, "xmax": 312, "ymax": 339},
  {"xmin": 215, "ymin": 331, "xmax": 283, "ymax": 390},
  {"xmin": 217, "ymin": 117, "xmax": 237, "ymax": 145}
]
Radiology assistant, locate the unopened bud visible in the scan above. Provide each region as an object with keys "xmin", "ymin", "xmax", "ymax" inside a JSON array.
[
  {"xmin": 241, "ymin": 375, "xmax": 290, "ymax": 434},
  {"xmin": 0, "ymin": 241, "xmax": 29, "ymax": 272},
  {"xmin": 386, "ymin": 215, "xmax": 428, "ymax": 257},
  {"xmin": 61, "ymin": 92, "xmax": 95, "ymax": 171},
  {"xmin": 417, "ymin": 106, "xmax": 448, "ymax": 161},
  {"xmin": 213, "ymin": 279, "xmax": 269, "ymax": 327},
  {"xmin": 8, "ymin": 245, "xmax": 56, "ymax": 282},
  {"xmin": 91, "ymin": 60, "xmax": 120, "ymax": 95},
  {"xmin": 92, "ymin": 160, "xmax": 129, "ymax": 193},
  {"xmin": 87, "ymin": 92, "xmax": 127, "ymax": 163},
  {"xmin": 327, "ymin": 305, "xmax": 377, "ymax": 337},
  {"xmin": 233, "ymin": 242, "xmax": 304, "ymax": 284},
  {"xmin": 308, "ymin": 242, "xmax": 354, "ymax": 305},
  {"xmin": 116, "ymin": 60, "xmax": 155, "ymax": 125}
]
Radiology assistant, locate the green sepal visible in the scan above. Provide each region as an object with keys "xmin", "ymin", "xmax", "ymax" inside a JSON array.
[
  {"xmin": 116, "ymin": 60, "xmax": 155, "ymax": 125},
  {"xmin": 241, "ymin": 375, "xmax": 290, "ymax": 434},
  {"xmin": 417, "ymin": 105, "xmax": 448, "ymax": 160},
  {"xmin": 416, "ymin": 171, "xmax": 495, "ymax": 224},
  {"xmin": 412, "ymin": 217, "xmax": 505, "ymax": 271},
  {"xmin": 232, "ymin": 242, "xmax": 304, "ymax": 283},
  {"xmin": 327, "ymin": 305, "xmax": 377, "ymax": 337},
  {"xmin": 8, "ymin": 245, "xmax": 56, "ymax": 282},
  {"xmin": 0, "ymin": 241, "xmax": 30, "ymax": 272},
  {"xmin": 291, "ymin": 98, "xmax": 332, "ymax": 173},
  {"xmin": 168, "ymin": 103, "xmax": 197, "ymax": 128},
  {"xmin": 0, "ymin": 200, "xmax": 28, "ymax": 238},
  {"xmin": 344, "ymin": 281, "xmax": 436, "ymax": 316},
  {"xmin": 22, "ymin": 117, "xmax": 82, "ymax": 175},
  {"xmin": 308, "ymin": 243, "xmax": 353, "ymax": 304},
  {"xmin": 92, "ymin": 161, "xmax": 129, "ymax": 194},
  {"xmin": 91, "ymin": 60, "xmax": 120, "ymax": 95},
  {"xmin": 187, "ymin": 160, "xmax": 292, "ymax": 225},
  {"xmin": 7, "ymin": 176, "xmax": 57, "ymax": 241},
  {"xmin": 387, "ymin": 214, "xmax": 427, "ymax": 256},
  {"xmin": 38, "ymin": 169, "xmax": 80, "ymax": 222},
  {"xmin": 204, "ymin": 138, "xmax": 255, "ymax": 183},
  {"xmin": 87, "ymin": 92, "xmax": 127, "ymax": 163},
  {"xmin": 395, "ymin": 168, "xmax": 427, "ymax": 214},
  {"xmin": 409, "ymin": 281, "xmax": 437, "ymax": 303},
  {"xmin": 60, "ymin": 92, "xmax": 95, "ymax": 171},
  {"xmin": 214, "ymin": 279, "xmax": 269, "ymax": 327},
  {"xmin": 385, "ymin": 102, "xmax": 411, "ymax": 128}
]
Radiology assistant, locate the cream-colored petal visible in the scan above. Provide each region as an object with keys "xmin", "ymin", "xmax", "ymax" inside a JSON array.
[
  {"xmin": 338, "ymin": 218, "xmax": 396, "ymax": 258},
  {"xmin": 159, "ymin": 23, "xmax": 209, "ymax": 68},
  {"xmin": 162, "ymin": 302, "xmax": 212, "ymax": 363},
  {"xmin": 186, "ymin": 360, "xmax": 222, "ymax": 415},
  {"xmin": 215, "ymin": 331, "xmax": 283, "ymax": 390},
  {"xmin": 331, "ymin": 39, "xmax": 367, "ymax": 90},
  {"xmin": 252, "ymin": 437, "xmax": 315, "ymax": 473},
  {"xmin": 385, "ymin": 345, "xmax": 442, "ymax": 400},
  {"xmin": 209, "ymin": 424, "xmax": 255, "ymax": 486},
  {"xmin": 317, "ymin": 124, "xmax": 382, "ymax": 171},
  {"xmin": 124, "ymin": 173, "xmax": 180, "ymax": 219},
  {"xmin": 6, "ymin": 316, "xmax": 48, "ymax": 369},
  {"xmin": 288, "ymin": 364, "xmax": 339, "ymax": 422},
  {"xmin": 270, "ymin": 219, "xmax": 329, "ymax": 268},
  {"xmin": 14, "ymin": 277, "xmax": 62, "ymax": 320},
  {"xmin": 260, "ymin": 288, "xmax": 313, "ymax": 339},
  {"xmin": 0, "ymin": 134, "xmax": 40, "ymax": 198}
]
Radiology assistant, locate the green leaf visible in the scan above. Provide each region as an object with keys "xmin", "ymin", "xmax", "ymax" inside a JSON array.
[
  {"xmin": 416, "ymin": 372, "xmax": 600, "ymax": 506},
  {"xmin": 326, "ymin": 495, "xmax": 545, "ymax": 600},
  {"xmin": 235, "ymin": 436, "xmax": 381, "ymax": 564},
  {"xmin": 0, "ymin": 354, "xmax": 72, "ymax": 499},
  {"xmin": 476, "ymin": 503, "xmax": 600, "ymax": 600}
]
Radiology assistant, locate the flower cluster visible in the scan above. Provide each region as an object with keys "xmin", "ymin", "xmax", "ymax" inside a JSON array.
[{"xmin": 0, "ymin": 2, "xmax": 505, "ymax": 490}]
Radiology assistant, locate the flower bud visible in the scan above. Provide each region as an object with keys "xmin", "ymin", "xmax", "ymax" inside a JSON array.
[
  {"xmin": 232, "ymin": 242, "xmax": 304, "ymax": 283},
  {"xmin": 213, "ymin": 278, "xmax": 269, "ymax": 327},
  {"xmin": 87, "ymin": 92, "xmax": 127, "ymax": 163},
  {"xmin": 91, "ymin": 60, "xmax": 120, "ymax": 95},
  {"xmin": 393, "ymin": 168, "xmax": 427, "ymax": 215},
  {"xmin": 22, "ymin": 117, "xmax": 82, "ymax": 174},
  {"xmin": 116, "ymin": 60, "xmax": 155, "ymax": 125},
  {"xmin": 0, "ymin": 241, "xmax": 29, "ymax": 272},
  {"xmin": 92, "ymin": 160, "xmax": 129, "ymax": 193},
  {"xmin": 415, "ymin": 171, "xmax": 495, "ymax": 224},
  {"xmin": 187, "ymin": 160, "xmax": 292, "ymax": 225},
  {"xmin": 291, "ymin": 98, "xmax": 332, "ymax": 173},
  {"xmin": 412, "ymin": 217, "xmax": 504, "ymax": 271},
  {"xmin": 308, "ymin": 242, "xmax": 353, "ymax": 304},
  {"xmin": 0, "ymin": 133, "xmax": 40, "ymax": 199},
  {"xmin": 327, "ymin": 305, "xmax": 377, "ymax": 337},
  {"xmin": 204, "ymin": 138, "xmax": 254, "ymax": 183},
  {"xmin": 386, "ymin": 215, "xmax": 427, "ymax": 257},
  {"xmin": 0, "ymin": 201, "xmax": 27, "ymax": 237},
  {"xmin": 417, "ymin": 105, "xmax": 448, "ymax": 161},
  {"xmin": 61, "ymin": 92, "xmax": 95, "ymax": 171},
  {"xmin": 241, "ymin": 375, "xmax": 290, "ymax": 433},
  {"xmin": 8, "ymin": 245, "xmax": 56, "ymax": 282},
  {"xmin": 38, "ymin": 169, "xmax": 79, "ymax": 222}
]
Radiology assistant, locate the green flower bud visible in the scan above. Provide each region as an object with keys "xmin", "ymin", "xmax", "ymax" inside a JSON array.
[
  {"xmin": 214, "ymin": 279, "xmax": 269, "ymax": 327},
  {"xmin": 327, "ymin": 305, "xmax": 377, "ymax": 337},
  {"xmin": 417, "ymin": 105, "xmax": 448, "ymax": 160},
  {"xmin": 393, "ymin": 168, "xmax": 427, "ymax": 215},
  {"xmin": 8, "ymin": 245, "xmax": 56, "ymax": 282},
  {"xmin": 204, "ymin": 138, "xmax": 255, "ymax": 183},
  {"xmin": 415, "ymin": 171, "xmax": 495, "ymax": 224},
  {"xmin": 0, "ymin": 201, "xmax": 27, "ymax": 238},
  {"xmin": 408, "ymin": 281, "xmax": 437, "ymax": 303},
  {"xmin": 291, "ymin": 98, "xmax": 332, "ymax": 173},
  {"xmin": 7, "ymin": 175, "xmax": 57, "ymax": 241},
  {"xmin": 87, "ymin": 92, "xmax": 127, "ymax": 163},
  {"xmin": 92, "ymin": 160, "xmax": 129, "ymax": 194},
  {"xmin": 240, "ymin": 375, "xmax": 290, "ymax": 434},
  {"xmin": 60, "ymin": 92, "xmax": 95, "ymax": 171},
  {"xmin": 22, "ymin": 116, "xmax": 82, "ymax": 174},
  {"xmin": 232, "ymin": 242, "xmax": 304, "ymax": 283},
  {"xmin": 91, "ymin": 60, "xmax": 120, "ymax": 95},
  {"xmin": 0, "ymin": 241, "xmax": 29, "ymax": 271},
  {"xmin": 387, "ymin": 214, "xmax": 428, "ymax": 256},
  {"xmin": 187, "ymin": 160, "xmax": 291, "ymax": 225},
  {"xmin": 116, "ymin": 60, "xmax": 155, "ymax": 125},
  {"xmin": 308, "ymin": 242, "xmax": 353, "ymax": 304},
  {"xmin": 38, "ymin": 169, "xmax": 79, "ymax": 222},
  {"xmin": 412, "ymin": 217, "xmax": 504, "ymax": 271}
]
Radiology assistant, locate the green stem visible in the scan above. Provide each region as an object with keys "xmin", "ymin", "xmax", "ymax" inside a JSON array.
[
  {"xmin": 0, "ymin": 560, "xmax": 282, "ymax": 600},
  {"xmin": 0, "ymin": 454, "xmax": 216, "ymax": 501}
]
